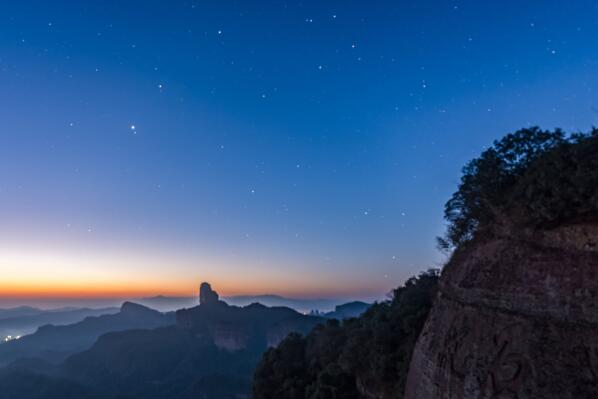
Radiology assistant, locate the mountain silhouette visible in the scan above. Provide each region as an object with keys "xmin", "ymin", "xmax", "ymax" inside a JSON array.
[
  {"xmin": 0, "ymin": 302, "xmax": 174, "ymax": 366},
  {"xmin": 176, "ymin": 295, "xmax": 323, "ymax": 351},
  {"xmin": 0, "ymin": 307, "xmax": 118, "ymax": 339},
  {"xmin": 139, "ymin": 294, "xmax": 347, "ymax": 313},
  {"xmin": 0, "ymin": 285, "xmax": 324, "ymax": 398}
]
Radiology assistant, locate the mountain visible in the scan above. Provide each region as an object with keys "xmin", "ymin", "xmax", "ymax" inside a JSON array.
[
  {"xmin": 0, "ymin": 307, "xmax": 118, "ymax": 340},
  {"xmin": 61, "ymin": 326, "xmax": 257, "ymax": 399},
  {"xmin": 138, "ymin": 294, "xmax": 346, "ymax": 313},
  {"xmin": 0, "ymin": 283, "xmax": 325, "ymax": 399},
  {"xmin": 223, "ymin": 295, "xmax": 342, "ymax": 314},
  {"xmin": 177, "ymin": 283, "xmax": 324, "ymax": 351},
  {"xmin": 0, "ymin": 302, "xmax": 174, "ymax": 366},
  {"xmin": 0, "ymin": 306, "xmax": 45, "ymax": 319},
  {"xmin": 135, "ymin": 295, "xmax": 197, "ymax": 312},
  {"xmin": 58, "ymin": 291, "xmax": 323, "ymax": 398}
]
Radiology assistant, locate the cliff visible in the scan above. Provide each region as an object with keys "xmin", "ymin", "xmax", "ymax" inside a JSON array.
[{"xmin": 405, "ymin": 223, "xmax": 598, "ymax": 399}]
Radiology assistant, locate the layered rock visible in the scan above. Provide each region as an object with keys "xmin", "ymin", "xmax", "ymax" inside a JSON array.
[{"xmin": 405, "ymin": 224, "xmax": 598, "ymax": 399}]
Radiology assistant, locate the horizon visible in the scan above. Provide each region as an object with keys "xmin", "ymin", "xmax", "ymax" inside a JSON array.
[
  {"xmin": 2, "ymin": 1, "xmax": 598, "ymax": 302},
  {"xmin": 0, "ymin": 290, "xmax": 379, "ymax": 311}
]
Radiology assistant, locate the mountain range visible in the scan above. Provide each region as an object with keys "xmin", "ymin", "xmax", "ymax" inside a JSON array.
[
  {"xmin": 137, "ymin": 294, "xmax": 354, "ymax": 313},
  {"xmin": 0, "ymin": 307, "xmax": 118, "ymax": 340},
  {"xmin": 0, "ymin": 284, "xmax": 326, "ymax": 399},
  {"xmin": 0, "ymin": 302, "xmax": 174, "ymax": 367}
]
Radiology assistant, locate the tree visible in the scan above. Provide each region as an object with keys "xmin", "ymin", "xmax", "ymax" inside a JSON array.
[
  {"xmin": 439, "ymin": 127, "xmax": 566, "ymax": 250},
  {"xmin": 252, "ymin": 269, "xmax": 440, "ymax": 399}
]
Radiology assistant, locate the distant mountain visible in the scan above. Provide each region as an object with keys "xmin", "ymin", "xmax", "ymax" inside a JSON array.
[
  {"xmin": 139, "ymin": 294, "xmax": 345, "ymax": 313},
  {"xmin": 136, "ymin": 295, "xmax": 197, "ymax": 312},
  {"xmin": 224, "ymin": 295, "xmax": 342, "ymax": 313},
  {"xmin": 0, "ymin": 307, "xmax": 118, "ymax": 339},
  {"xmin": 0, "ymin": 283, "xmax": 325, "ymax": 398},
  {"xmin": 177, "ymin": 283, "xmax": 324, "ymax": 351},
  {"xmin": 53, "ymin": 295, "xmax": 324, "ymax": 398},
  {"xmin": 0, "ymin": 302, "xmax": 174, "ymax": 366},
  {"xmin": 0, "ymin": 306, "xmax": 45, "ymax": 319}
]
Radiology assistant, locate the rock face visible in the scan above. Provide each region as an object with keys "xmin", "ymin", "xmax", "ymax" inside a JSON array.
[
  {"xmin": 199, "ymin": 282, "xmax": 219, "ymax": 305},
  {"xmin": 405, "ymin": 223, "xmax": 598, "ymax": 399}
]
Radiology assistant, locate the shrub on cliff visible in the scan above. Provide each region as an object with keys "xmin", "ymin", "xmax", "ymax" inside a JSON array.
[
  {"xmin": 439, "ymin": 127, "xmax": 598, "ymax": 250},
  {"xmin": 252, "ymin": 269, "xmax": 440, "ymax": 399}
]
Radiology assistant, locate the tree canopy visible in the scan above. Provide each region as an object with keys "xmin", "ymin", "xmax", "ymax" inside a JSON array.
[
  {"xmin": 252, "ymin": 269, "xmax": 440, "ymax": 399},
  {"xmin": 439, "ymin": 127, "xmax": 598, "ymax": 250}
]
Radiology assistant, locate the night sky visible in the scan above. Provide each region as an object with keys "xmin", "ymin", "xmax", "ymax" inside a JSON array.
[{"xmin": 1, "ymin": 1, "xmax": 597, "ymax": 303}]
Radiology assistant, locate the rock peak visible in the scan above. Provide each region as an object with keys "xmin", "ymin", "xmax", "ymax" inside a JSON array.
[{"xmin": 199, "ymin": 282, "xmax": 219, "ymax": 305}]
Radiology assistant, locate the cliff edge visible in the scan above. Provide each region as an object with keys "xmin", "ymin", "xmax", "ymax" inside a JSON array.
[{"xmin": 405, "ymin": 224, "xmax": 598, "ymax": 399}]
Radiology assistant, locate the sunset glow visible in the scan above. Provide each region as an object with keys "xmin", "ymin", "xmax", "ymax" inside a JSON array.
[
  {"xmin": 0, "ymin": 245, "xmax": 390, "ymax": 302},
  {"xmin": 1, "ymin": 1, "xmax": 597, "ymax": 307}
]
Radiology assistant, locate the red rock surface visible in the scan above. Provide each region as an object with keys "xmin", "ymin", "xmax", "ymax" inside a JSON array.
[{"xmin": 405, "ymin": 224, "xmax": 598, "ymax": 399}]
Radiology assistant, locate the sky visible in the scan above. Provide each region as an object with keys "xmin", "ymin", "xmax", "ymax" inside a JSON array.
[{"xmin": 1, "ymin": 1, "xmax": 597, "ymax": 305}]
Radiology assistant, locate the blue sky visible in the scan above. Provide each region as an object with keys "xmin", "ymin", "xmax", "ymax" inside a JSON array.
[{"xmin": 1, "ymin": 1, "xmax": 597, "ymax": 302}]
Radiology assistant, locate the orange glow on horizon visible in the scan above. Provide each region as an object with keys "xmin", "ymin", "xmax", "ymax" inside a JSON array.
[
  {"xmin": 0, "ymin": 283, "xmax": 187, "ymax": 300},
  {"xmin": 0, "ymin": 278, "xmax": 387, "ymax": 301},
  {"xmin": 0, "ymin": 246, "xmax": 391, "ymax": 301}
]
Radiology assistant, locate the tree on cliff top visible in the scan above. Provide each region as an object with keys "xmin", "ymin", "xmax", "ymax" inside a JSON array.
[{"xmin": 439, "ymin": 127, "xmax": 598, "ymax": 250}]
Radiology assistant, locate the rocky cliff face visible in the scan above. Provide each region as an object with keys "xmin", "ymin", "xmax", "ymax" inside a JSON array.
[{"xmin": 405, "ymin": 223, "xmax": 598, "ymax": 399}]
